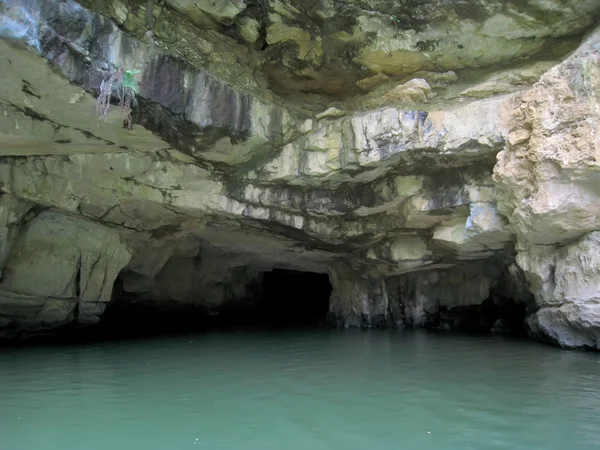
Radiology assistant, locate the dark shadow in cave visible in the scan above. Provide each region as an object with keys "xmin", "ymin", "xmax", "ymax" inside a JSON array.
[
  {"xmin": 96, "ymin": 276, "xmax": 215, "ymax": 338},
  {"xmin": 436, "ymin": 296, "xmax": 528, "ymax": 336},
  {"xmin": 218, "ymin": 269, "xmax": 333, "ymax": 328},
  {"xmin": 251, "ymin": 269, "xmax": 332, "ymax": 328},
  {"xmin": 97, "ymin": 269, "xmax": 333, "ymax": 338}
]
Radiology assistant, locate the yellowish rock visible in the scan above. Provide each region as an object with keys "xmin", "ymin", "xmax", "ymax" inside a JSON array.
[{"xmin": 356, "ymin": 73, "xmax": 389, "ymax": 91}]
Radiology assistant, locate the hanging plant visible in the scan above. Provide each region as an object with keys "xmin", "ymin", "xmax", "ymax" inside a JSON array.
[{"xmin": 96, "ymin": 68, "xmax": 141, "ymax": 130}]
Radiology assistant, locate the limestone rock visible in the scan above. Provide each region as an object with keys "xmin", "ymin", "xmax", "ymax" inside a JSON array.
[
  {"xmin": 0, "ymin": 211, "xmax": 131, "ymax": 328},
  {"xmin": 413, "ymin": 71, "xmax": 458, "ymax": 86},
  {"xmin": 237, "ymin": 16, "xmax": 260, "ymax": 44},
  {"xmin": 315, "ymin": 107, "xmax": 347, "ymax": 120},
  {"xmin": 0, "ymin": 194, "xmax": 34, "ymax": 275},
  {"xmin": 0, "ymin": 0, "xmax": 296, "ymax": 167},
  {"xmin": 260, "ymin": 95, "xmax": 510, "ymax": 185},
  {"xmin": 124, "ymin": 234, "xmax": 202, "ymax": 281},
  {"xmin": 518, "ymin": 232, "xmax": 600, "ymax": 349},
  {"xmin": 267, "ymin": 17, "xmax": 323, "ymax": 64},
  {"xmin": 154, "ymin": 0, "xmax": 600, "ymax": 100},
  {"xmin": 0, "ymin": 289, "xmax": 77, "ymax": 337},
  {"xmin": 165, "ymin": 0, "xmax": 246, "ymax": 25},
  {"xmin": 494, "ymin": 26, "xmax": 600, "ymax": 246},
  {"xmin": 389, "ymin": 237, "xmax": 431, "ymax": 262},
  {"xmin": 0, "ymin": 0, "xmax": 599, "ymax": 348},
  {"xmin": 361, "ymin": 79, "xmax": 432, "ymax": 109},
  {"xmin": 459, "ymin": 62, "xmax": 554, "ymax": 99},
  {"xmin": 356, "ymin": 73, "xmax": 390, "ymax": 91},
  {"xmin": 432, "ymin": 203, "xmax": 510, "ymax": 257},
  {"xmin": 386, "ymin": 263, "xmax": 503, "ymax": 329},
  {"xmin": 329, "ymin": 265, "xmax": 391, "ymax": 328}
]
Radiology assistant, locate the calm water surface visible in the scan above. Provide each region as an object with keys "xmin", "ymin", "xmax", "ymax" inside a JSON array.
[{"xmin": 1, "ymin": 330, "xmax": 599, "ymax": 450}]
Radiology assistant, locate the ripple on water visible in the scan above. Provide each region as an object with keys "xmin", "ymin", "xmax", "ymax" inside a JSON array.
[{"xmin": 1, "ymin": 330, "xmax": 599, "ymax": 450}]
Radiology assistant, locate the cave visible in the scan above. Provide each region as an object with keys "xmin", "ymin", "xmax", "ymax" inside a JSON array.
[
  {"xmin": 197, "ymin": 268, "xmax": 333, "ymax": 329},
  {"xmin": 99, "ymin": 267, "xmax": 333, "ymax": 337},
  {"xmin": 2, "ymin": 1, "xmax": 600, "ymax": 351},
  {"xmin": 250, "ymin": 269, "xmax": 333, "ymax": 328}
]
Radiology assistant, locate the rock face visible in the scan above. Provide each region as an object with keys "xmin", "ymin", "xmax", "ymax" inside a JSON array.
[
  {"xmin": 0, "ymin": 0, "xmax": 599, "ymax": 348},
  {"xmin": 0, "ymin": 210, "xmax": 131, "ymax": 332},
  {"xmin": 516, "ymin": 233, "xmax": 600, "ymax": 349},
  {"xmin": 494, "ymin": 27, "xmax": 600, "ymax": 349}
]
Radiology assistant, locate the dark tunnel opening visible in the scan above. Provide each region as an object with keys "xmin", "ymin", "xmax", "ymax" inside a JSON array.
[
  {"xmin": 216, "ymin": 269, "xmax": 333, "ymax": 329},
  {"xmin": 252, "ymin": 269, "xmax": 332, "ymax": 328},
  {"xmin": 97, "ymin": 269, "xmax": 333, "ymax": 338}
]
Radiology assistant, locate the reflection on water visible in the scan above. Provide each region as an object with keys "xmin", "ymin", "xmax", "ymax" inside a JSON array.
[{"xmin": 1, "ymin": 330, "xmax": 599, "ymax": 450}]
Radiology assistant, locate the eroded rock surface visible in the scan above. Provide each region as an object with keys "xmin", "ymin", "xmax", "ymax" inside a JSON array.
[
  {"xmin": 494, "ymin": 27, "xmax": 600, "ymax": 348},
  {"xmin": 517, "ymin": 233, "xmax": 600, "ymax": 349},
  {"xmin": 0, "ymin": 0, "xmax": 599, "ymax": 348},
  {"xmin": 0, "ymin": 207, "xmax": 131, "ymax": 335}
]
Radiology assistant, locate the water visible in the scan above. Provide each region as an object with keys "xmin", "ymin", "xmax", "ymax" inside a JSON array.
[{"xmin": 1, "ymin": 330, "xmax": 599, "ymax": 450}]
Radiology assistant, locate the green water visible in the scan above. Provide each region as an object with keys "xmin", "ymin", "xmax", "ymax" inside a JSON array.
[{"xmin": 1, "ymin": 330, "xmax": 599, "ymax": 450}]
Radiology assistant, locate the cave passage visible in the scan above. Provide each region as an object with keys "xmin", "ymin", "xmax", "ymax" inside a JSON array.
[
  {"xmin": 250, "ymin": 269, "xmax": 332, "ymax": 328},
  {"xmin": 99, "ymin": 269, "xmax": 333, "ymax": 338}
]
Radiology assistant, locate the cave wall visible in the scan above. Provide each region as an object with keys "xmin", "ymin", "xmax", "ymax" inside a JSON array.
[
  {"xmin": 327, "ymin": 257, "xmax": 530, "ymax": 334},
  {"xmin": 0, "ymin": 203, "xmax": 131, "ymax": 336},
  {"xmin": 494, "ymin": 26, "xmax": 600, "ymax": 349},
  {"xmin": 517, "ymin": 234, "xmax": 600, "ymax": 349},
  {"xmin": 0, "ymin": 0, "xmax": 599, "ymax": 348}
]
